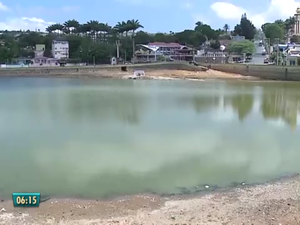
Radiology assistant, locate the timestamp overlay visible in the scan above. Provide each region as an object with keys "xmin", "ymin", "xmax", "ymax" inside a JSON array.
[{"xmin": 12, "ymin": 193, "xmax": 41, "ymax": 207}]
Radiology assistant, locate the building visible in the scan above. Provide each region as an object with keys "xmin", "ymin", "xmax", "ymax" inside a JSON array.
[
  {"xmin": 32, "ymin": 56, "xmax": 58, "ymax": 66},
  {"xmin": 12, "ymin": 57, "xmax": 32, "ymax": 65},
  {"xmin": 52, "ymin": 40, "xmax": 69, "ymax": 59},
  {"xmin": 284, "ymin": 44, "xmax": 300, "ymax": 65},
  {"xmin": 231, "ymin": 35, "xmax": 245, "ymax": 41},
  {"xmin": 294, "ymin": 8, "xmax": 300, "ymax": 36},
  {"xmin": 35, "ymin": 44, "xmax": 45, "ymax": 57},
  {"xmin": 135, "ymin": 42, "xmax": 196, "ymax": 62}
]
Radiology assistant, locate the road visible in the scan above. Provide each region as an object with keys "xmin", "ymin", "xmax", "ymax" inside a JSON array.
[{"xmin": 250, "ymin": 41, "xmax": 266, "ymax": 64}]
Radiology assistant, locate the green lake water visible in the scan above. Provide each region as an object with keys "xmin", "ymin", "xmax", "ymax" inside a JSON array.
[{"xmin": 1, "ymin": 78, "xmax": 300, "ymax": 199}]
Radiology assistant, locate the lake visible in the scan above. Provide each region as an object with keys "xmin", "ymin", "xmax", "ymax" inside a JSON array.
[{"xmin": 1, "ymin": 77, "xmax": 300, "ymax": 199}]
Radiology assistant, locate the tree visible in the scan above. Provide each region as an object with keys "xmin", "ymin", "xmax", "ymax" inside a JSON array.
[
  {"xmin": 134, "ymin": 31, "xmax": 153, "ymax": 44},
  {"xmin": 233, "ymin": 24, "xmax": 242, "ymax": 36},
  {"xmin": 0, "ymin": 46, "xmax": 14, "ymax": 63},
  {"xmin": 0, "ymin": 16, "xmax": 261, "ymax": 64},
  {"xmin": 223, "ymin": 24, "xmax": 229, "ymax": 32},
  {"xmin": 261, "ymin": 23, "xmax": 271, "ymax": 33},
  {"xmin": 264, "ymin": 23, "xmax": 284, "ymax": 44},
  {"xmin": 43, "ymin": 48, "xmax": 52, "ymax": 58},
  {"xmin": 63, "ymin": 19, "xmax": 80, "ymax": 34},
  {"xmin": 127, "ymin": 19, "xmax": 143, "ymax": 63},
  {"xmin": 239, "ymin": 14, "xmax": 256, "ymax": 40},
  {"xmin": 46, "ymin": 23, "xmax": 64, "ymax": 35},
  {"xmin": 195, "ymin": 23, "xmax": 217, "ymax": 40},
  {"xmin": 210, "ymin": 40, "xmax": 221, "ymax": 49},
  {"xmin": 153, "ymin": 33, "xmax": 176, "ymax": 42},
  {"xmin": 228, "ymin": 40, "xmax": 255, "ymax": 54},
  {"xmin": 274, "ymin": 19, "xmax": 285, "ymax": 30},
  {"xmin": 284, "ymin": 16, "xmax": 296, "ymax": 33},
  {"xmin": 233, "ymin": 14, "xmax": 256, "ymax": 40}
]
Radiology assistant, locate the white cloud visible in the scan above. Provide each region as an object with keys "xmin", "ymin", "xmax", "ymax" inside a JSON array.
[
  {"xmin": 0, "ymin": 3, "xmax": 79, "ymax": 31},
  {"xmin": 0, "ymin": 17, "xmax": 54, "ymax": 31},
  {"xmin": 0, "ymin": 1, "xmax": 8, "ymax": 11},
  {"xmin": 210, "ymin": 0, "xmax": 300, "ymax": 27},
  {"xmin": 210, "ymin": 2, "xmax": 246, "ymax": 20}
]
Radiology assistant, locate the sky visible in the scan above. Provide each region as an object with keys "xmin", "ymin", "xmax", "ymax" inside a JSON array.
[{"xmin": 0, "ymin": 0, "xmax": 299, "ymax": 32}]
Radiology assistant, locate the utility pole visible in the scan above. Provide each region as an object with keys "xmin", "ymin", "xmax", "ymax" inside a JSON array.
[
  {"xmin": 115, "ymin": 40, "xmax": 120, "ymax": 61},
  {"xmin": 276, "ymin": 38, "xmax": 279, "ymax": 65},
  {"xmin": 264, "ymin": 38, "xmax": 270, "ymax": 55}
]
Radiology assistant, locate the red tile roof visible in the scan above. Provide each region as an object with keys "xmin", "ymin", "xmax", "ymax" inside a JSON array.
[{"xmin": 148, "ymin": 42, "xmax": 182, "ymax": 47}]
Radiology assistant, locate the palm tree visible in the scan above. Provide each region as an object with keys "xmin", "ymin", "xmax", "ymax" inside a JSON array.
[
  {"xmin": 87, "ymin": 20, "xmax": 101, "ymax": 41},
  {"xmin": 223, "ymin": 24, "xmax": 229, "ymax": 32},
  {"xmin": 127, "ymin": 19, "xmax": 144, "ymax": 63},
  {"xmin": 195, "ymin": 21, "xmax": 203, "ymax": 27},
  {"xmin": 46, "ymin": 24, "xmax": 55, "ymax": 33},
  {"xmin": 79, "ymin": 23, "xmax": 92, "ymax": 37},
  {"xmin": 114, "ymin": 21, "xmax": 127, "ymax": 37},
  {"xmin": 46, "ymin": 23, "xmax": 64, "ymax": 36},
  {"xmin": 114, "ymin": 21, "xmax": 131, "ymax": 60},
  {"xmin": 98, "ymin": 23, "xmax": 111, "ymax": 42},
  {"xmin": 63, "ymin": 19, "xmax": 80, "ymax": 34}
]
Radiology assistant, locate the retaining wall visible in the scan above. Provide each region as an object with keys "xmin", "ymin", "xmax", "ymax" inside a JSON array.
[
  {"xmin": 210, "ymin": 64, "xmax": 300, "ymax": 81},
  {"xmin": 0, "ymin": 62, "xmax": 205, "ymax": 77}
]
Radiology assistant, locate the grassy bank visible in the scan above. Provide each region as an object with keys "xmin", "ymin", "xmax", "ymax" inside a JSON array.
[{"xmin": 209, "ymin": 63, "xmax": 300, "ymax": 81}]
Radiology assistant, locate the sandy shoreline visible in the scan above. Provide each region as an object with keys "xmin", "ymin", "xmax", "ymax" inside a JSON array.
[
  {"xmin": 1, "ymin": 175, "xmax": 300, "ymax": 224},
  {"xmin": 0, "ymin": 68, "xmax": 258, "ymax": 81}
]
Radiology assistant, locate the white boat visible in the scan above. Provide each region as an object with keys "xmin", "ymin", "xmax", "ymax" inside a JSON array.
[{"xmin": 133, "ymin": 70, "xmax": 145, "ymax": 77}]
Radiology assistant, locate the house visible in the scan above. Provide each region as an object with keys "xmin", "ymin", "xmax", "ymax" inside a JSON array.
[
  {"xmin": 52, "ymin": 40, "xmax": 69, "ymax": 59},
  {"xmin": 285, "ymin": 44, "xmax": 300, "ymax": 65},
  {"xmin": 146, "ymin": 42, "xmax": 182, "ymax": 55},
  {"xmin": 31, "ymin": 56, "xmax": 59, "ymax": 66},
  {"xmin": 135, "ymin": 42, "xmax": 196, "ymax": 62},
  {"xmin": 12, "ymin": 57, "xmax": 32, "ymax": 65}
]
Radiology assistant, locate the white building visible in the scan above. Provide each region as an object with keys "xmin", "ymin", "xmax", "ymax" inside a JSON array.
[
  {"xmin": 294, "ymin": 8, "xmax": 300, "ymax": 36},
  {"xmin": 52, "ymin": 40, "xmax": 69, "ymax": 59},
  {"xmin": 35, "ymin": 44, "xmax": 45, "ymax": 57},
  {"xmin": 284, "ymin": 44, "xmax": 300, "ymax": 65}
]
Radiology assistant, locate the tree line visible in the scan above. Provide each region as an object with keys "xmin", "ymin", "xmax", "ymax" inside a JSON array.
[
  {"xmin": 261, "ymin": 17, "xmax": 298, "ymax": 44},
  {"xmin": 0, "ymin": 16, "xmax": 258, "ymax": 64}
]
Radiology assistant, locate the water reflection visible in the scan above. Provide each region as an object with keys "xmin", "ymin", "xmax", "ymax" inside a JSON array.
[
  {"xmin": 65, "ymin": 87, "xmax": 145, "ymax": 125},
  {"xmin": 0, "ymin": 79, "xmax": 146, "ymax": 126},
  {"xmin": 1, "ymin": 78, "xmax": 300, "ymax": 199},
  {"xmin": 260, "ymin": 83, "xmax": 300, "ymax": 130}
]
